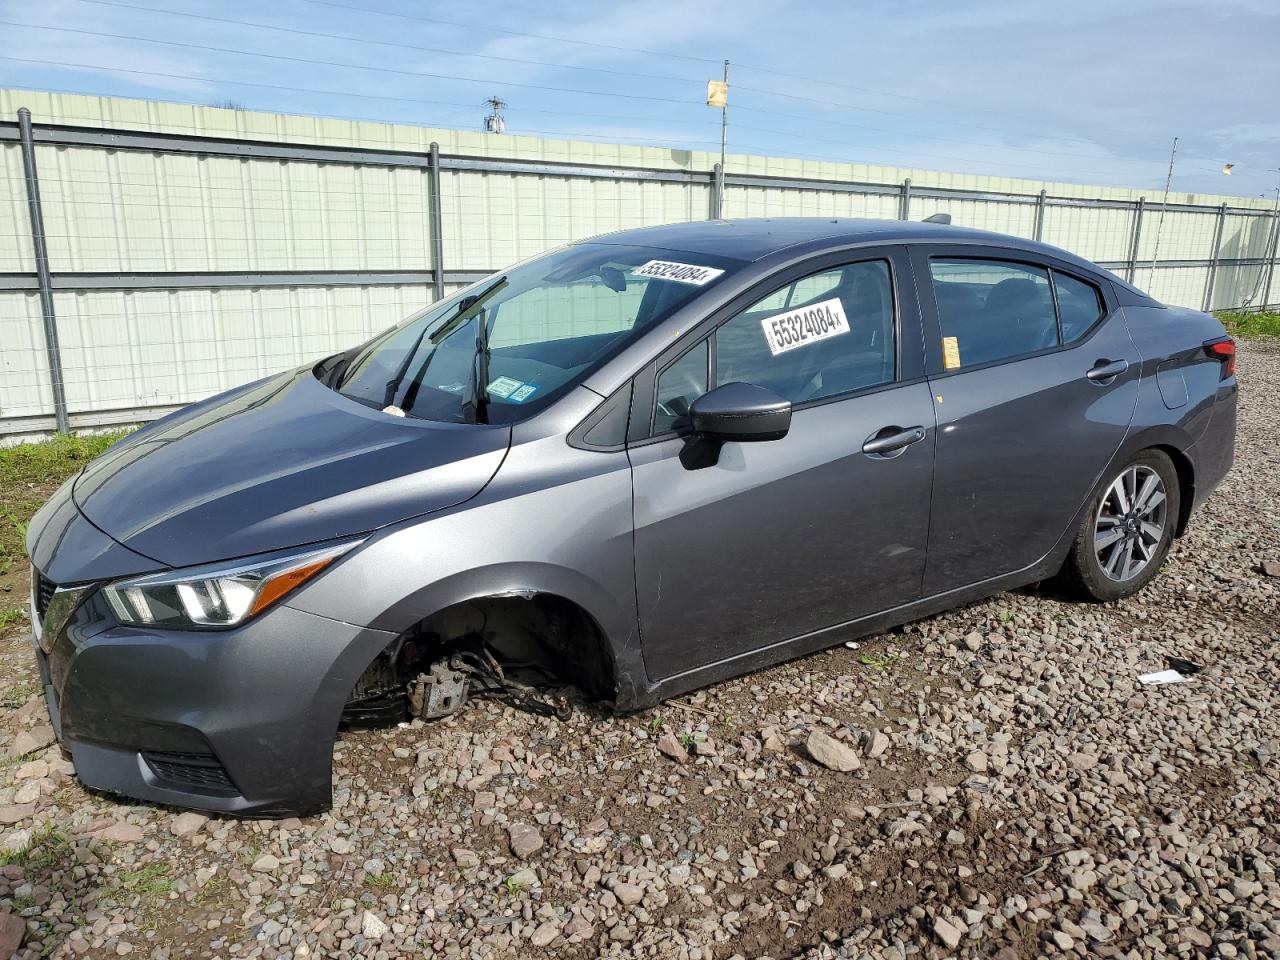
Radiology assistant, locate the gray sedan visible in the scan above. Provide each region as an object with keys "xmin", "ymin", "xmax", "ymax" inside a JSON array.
[{"xmin": 26, "ymin": 218, "xmax": 1237, "ymax": 815}]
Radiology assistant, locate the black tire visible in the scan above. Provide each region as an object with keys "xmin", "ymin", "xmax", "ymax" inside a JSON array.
[{"xmin": 1059, "ymin": 449, "xmax": 1180, "ymax": 602}]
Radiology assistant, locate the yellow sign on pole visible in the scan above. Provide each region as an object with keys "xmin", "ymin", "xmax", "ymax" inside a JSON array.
[{"xmin": 707, "ymin": 80, "xmax": 728, "ymax": 109}]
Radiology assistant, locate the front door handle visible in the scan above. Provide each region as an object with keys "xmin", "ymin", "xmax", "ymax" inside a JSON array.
[
  {"xmin": 862, "ymin": 425, "xmax": 926, "ymax": 457},
  {"xmin": 1086, "ymin": 358, "xmax": 1130, "ymax": 382}
]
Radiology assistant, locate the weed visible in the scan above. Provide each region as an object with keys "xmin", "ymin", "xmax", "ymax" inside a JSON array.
[
  {"xmin": 678, "ymin": 732, "xmax": 695, "ymax": 749},
  {"xmin": 1216, "ymin": 310, "xmax": 1280, "ymax": 339},
  {"xmin": 119, "ymin": 863, "xmax": 172, "ymax": 899},
  {"xmin": 193, "ymin": 875, "xmax": 227, "ymax": 904},
  {"xmin": 366, "ymin": 872, "xmax": 395, "ymax": 891},
  {"xmin": 859, "ymin": 652, "xmax": 900, "ymax": 671},
  {"xmin": 0, "ymin": 823, "xmax": 70, "ymax": 869},
  {"xmin": 0, "ymin": 679, "xmax": 41, "ymax": 708},
  {"xmin": 504, "ymin": 876, "xmax": 526, "ymax": 896}
]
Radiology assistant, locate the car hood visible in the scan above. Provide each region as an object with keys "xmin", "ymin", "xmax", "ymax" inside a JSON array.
[{"xmin": 72, "ymin": 368, "xmax": 511, "ymax": 567}]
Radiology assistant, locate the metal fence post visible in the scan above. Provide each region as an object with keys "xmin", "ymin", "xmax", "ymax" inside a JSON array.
[
  {"xmin": 1262, "ymin": 209, "xmax": 1280, "ymax": 312},
  {"xmin": 1125, "ymin": 198, "xmax": 1145, "ymax": 284},
  {"xmin": 899, "ymin": 178, "xmax": 911, "ymax": 221},
  {"xmin": 710, "ymin": 162, "xmax": 723, "ymax": 220},
  {"xmin": 17, "ymin": 108, "xmax": 70, "ymax": 434},
  {"xmin": 1033, "ymin": 189, "xmax": 1047, "ymax": 241},
  {"xmin": 1202, "ymin": 203, "xmax": 1227, "ymax": 312},
  {"xmin": 428, "ymin": 142, "xmax": 446, "ymax": 302}
]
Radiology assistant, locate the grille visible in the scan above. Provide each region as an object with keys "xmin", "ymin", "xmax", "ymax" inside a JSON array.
[
  {"xmin": 142, "ymin": 750, "xmax": 237, "ymax": 793},
  {"xmin": 33, "ymin": 569, "xmax": 57, "ymax": 621}
]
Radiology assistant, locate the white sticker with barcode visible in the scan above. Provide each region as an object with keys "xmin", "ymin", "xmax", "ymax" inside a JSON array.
[
  {"xmin": 760, "ymin": 297, "xmax": 850, "ymax": 356},
  {"xmin": 631, "ymin": 259, "xmax": 725, "ymax": 285}
]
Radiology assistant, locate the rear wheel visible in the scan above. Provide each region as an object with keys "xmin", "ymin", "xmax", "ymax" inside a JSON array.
[{"xmin": 1060, "ymin": 450, "xmax": 1180, "ymax": 601}]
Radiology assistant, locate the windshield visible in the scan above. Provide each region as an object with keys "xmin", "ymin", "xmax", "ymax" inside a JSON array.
[{"xmin": 330, "ymin": 243, "xmax": 737, "ymax": 423}]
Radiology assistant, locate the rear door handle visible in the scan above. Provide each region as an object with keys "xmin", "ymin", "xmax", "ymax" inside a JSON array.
[
  {"xmin": 1086, "ymin": 358, "xmax": 1130, "ymax": 382},
  {"xmin": 862, "ymin": 425, "xmax": 926, "ymax": 457}
]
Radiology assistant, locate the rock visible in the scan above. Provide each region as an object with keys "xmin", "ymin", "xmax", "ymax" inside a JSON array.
[
  {"xmin": 963, "ymin": 631, "xmax": 983, "ymax": 652},
  {"xmin": 0, "ymin": 911, "xmax": 23, "ymax": 956},
  {"xmin": 0, "ymin": 805, "xmax": 33, "ymax": 826},
  {"xmin": 360, "ymin": 911, "xmax": 387, "ymax": 939},
  {"xmin": 865, "ymin": 730, "xmax": 890, "ymax": 758},
  {"xmin": 529, "ymin": 921, "xmax": 559, "ymax": 946},
  {"xmin": 93, "ymin": 822, "xmax": 143, "ymax": 843},
  {"xmin": 1066, "ymin": 752, "xmax": 1098, "ymax": 770},
  {"xmin": 656, "ymin": 733, "xmax": 686, "ymax": 761},
  {"xmin": 805, "ymin": 731, "xmax": 861, "ymax": 772},
  {"xmin": 934, "ymin": 916, "xmax": 965, "ymax": 949},
  {"xmin": 452, "ymin": 847, "xmax": 480, "ymax": 869},
  {"xmin": 7, "ymin": 724, "xmax": 55, "ymax": 759},
  {"xmin": 793, "ymin": 860, "xmax": 811, "ymax": 880},
  {"xmin": 251, "ymin": 854, "xmax": 280, "ymax": 873},
  {"xmin": 1050, "ymin": 930, "xmax": 1075, "ymax": 950},
  {"xmin": 12, "ymin": 782, "xmax": 39, "ymax": 805},
  {"xmin": 1261, "ymin": 559, "xmax": 1280, "ymax": 577},
  {"xmin": 507, "ymin": 823, "xmax": 544, "ymax": 859},
  {"xmin": 612, "ymin": 882, "xmax": 644, "ymax": 906},
  {"xmin": 965, "ymin": 751, "xmax": 989, "ymax": 773},
  {"xmin": 0, "ymin": 831, "xmax": 29, "ymax": 856},
  {"xmin": 170, "ymin": 812, "xmax": 208, "ymax": 838},
  {"xmin": 507, "ymin": 867, "xmax": 539, "ymax": 889},
  {"xmin": 329, "ymin": 837, "xmax": 354, "ymax": 855}
]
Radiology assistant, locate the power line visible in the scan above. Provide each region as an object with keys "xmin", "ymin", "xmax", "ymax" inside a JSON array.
[
  {"xmin": 297, "ymin": 0, "xmax": 722, "ymax": 65},
  {"xmin": 0, "ymin": 20, "xmax": 699, "ymax": 105},
  {"xmin": 67, "ymin": 0, "xmax": 704, "ymax": 85},
  {"xmin": 0, "ymin": 56, "xmax": 725, "ymax": 129}
]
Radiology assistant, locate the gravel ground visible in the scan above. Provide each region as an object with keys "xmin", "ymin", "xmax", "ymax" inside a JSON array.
[{"xmin": 0, "ymin": 343, "xmax": 1276, "ymax": 960}]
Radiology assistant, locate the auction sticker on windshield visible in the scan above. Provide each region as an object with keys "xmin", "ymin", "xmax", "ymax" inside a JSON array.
[
  {"xmin": 761, "ymin": 297, "xmax": 850, "ymax": 356},
  {"xmin": 631, "ymin": 260, "xmax": 725, "ymax": 285}
]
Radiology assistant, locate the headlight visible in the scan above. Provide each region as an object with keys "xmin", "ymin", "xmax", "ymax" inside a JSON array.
[{"xmin": 101, "ymin": 540, "xmax": 362, "ymax": 630}]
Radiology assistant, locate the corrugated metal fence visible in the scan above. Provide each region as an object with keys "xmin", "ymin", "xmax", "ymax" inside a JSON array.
[{"xmin": 2, "ymin": 91, "xmax": 1278, "ymax": 440}]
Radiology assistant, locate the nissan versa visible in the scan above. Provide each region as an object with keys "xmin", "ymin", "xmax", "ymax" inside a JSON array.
[{"xmin": 27, "ymin": 219, "xmax": 1237, "ymax": 815}]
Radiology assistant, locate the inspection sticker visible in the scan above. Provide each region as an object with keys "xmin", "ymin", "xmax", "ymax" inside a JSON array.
[
  {"xmin": 942, "ymin": 336, "xmax": 962, "ymax": 370},
  {"xmin": 760, "ymin": 297, "xmax": 850, "ymax": 357},
  {"xmin": 631, "ymin": 259, "xmax": 725, "ymax": 285},
  {"xmin": 487, "ymin": 377, "xmax": 539, "ymax": 403}
]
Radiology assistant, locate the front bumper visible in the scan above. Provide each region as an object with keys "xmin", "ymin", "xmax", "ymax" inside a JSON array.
[{"xmin": 33, "ymin": 584, "xmax": 395, "ymax": 817}]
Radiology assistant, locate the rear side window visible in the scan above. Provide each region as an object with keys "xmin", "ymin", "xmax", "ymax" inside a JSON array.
[
  {"xmin": 1053, "ymin": 272, "xmax": 1105, "ymax": 342},
  {"xmin": 930, "ymin": 260, "xmax": 1057, "ymax": 369}
]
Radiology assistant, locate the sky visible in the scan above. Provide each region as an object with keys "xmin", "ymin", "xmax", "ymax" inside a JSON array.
[{"xmin": 0, "ymin": 0, "xmax": 1277, "ymax": 198}]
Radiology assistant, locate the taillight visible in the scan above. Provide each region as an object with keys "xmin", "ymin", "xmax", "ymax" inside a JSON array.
[{"xmin": 1204, "ymin": 337, "xmax": 1236, "ymax": 378}]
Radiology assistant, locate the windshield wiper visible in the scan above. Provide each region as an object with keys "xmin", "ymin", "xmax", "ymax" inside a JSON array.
[{"xmin": 384, "ymin": 275, "xmax": 507, "ymax": 414}]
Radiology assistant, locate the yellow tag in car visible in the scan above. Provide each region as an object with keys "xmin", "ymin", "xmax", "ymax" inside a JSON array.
[{"xmin": 942, "ymin": 336, "xmax": 961, "ymax": 370}]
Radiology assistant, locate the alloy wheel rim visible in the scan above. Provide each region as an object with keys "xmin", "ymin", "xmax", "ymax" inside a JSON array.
[{"xmin": 1094, "ymin": 465, "xmax": 1167, "ymax": 582}]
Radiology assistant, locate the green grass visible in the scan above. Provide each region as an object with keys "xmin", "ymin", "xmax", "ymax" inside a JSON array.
[
  {"xmin": 0, "ymin": 431, "xmax": 129, "ymax": 591},
  {"xmin": 119, "ymin": 863, "xmax": 173, "ymax": 898},
  {"xmin": 1216, "ymin": 310, "xmax": 1280, "ymax": 339},
  {"xmin": 0, "ymin": 823, "xmax": 70, "ymax": 869},
  {"xmin": 366, "ymin": 872, "xmax": 395, "ymax": 891},
  {"xmin": 858, "ymin": 652, "xmax": 900, "ymax": 671}
]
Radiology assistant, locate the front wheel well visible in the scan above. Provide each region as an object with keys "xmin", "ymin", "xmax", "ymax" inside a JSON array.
[{"xmin": 343, "ymin": 593, "xmax": 617, "ymax": 725}]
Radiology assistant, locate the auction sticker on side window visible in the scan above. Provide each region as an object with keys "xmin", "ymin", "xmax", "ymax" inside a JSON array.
[
  {"xmin": 631, "ymin": 260, "xmax": 725, "ymax": 285},
  {"xmin": 760, "ymin": 297, "xmax": 850, "ymax": 356}
]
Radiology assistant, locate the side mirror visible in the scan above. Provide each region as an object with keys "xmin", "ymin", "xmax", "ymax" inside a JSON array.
[{"xmin": 690, "ymin": 382, "xmax": 792, "ymax": 442}]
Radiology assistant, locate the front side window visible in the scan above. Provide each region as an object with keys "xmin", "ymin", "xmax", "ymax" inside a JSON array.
[
  {"xmin": 332, "ymin": 244, "xmax": 736, "ymax": 423},
  {"xmin": 653, "ymin": 340, "xmax": 708, "ymax": 434},
  {"xmin": 715, "ymin": 260, "xmax": 896, "ymax": 404},
  {"xmin": 930, "ymin": 259, "xmax": 1057, "ymax": 369}
]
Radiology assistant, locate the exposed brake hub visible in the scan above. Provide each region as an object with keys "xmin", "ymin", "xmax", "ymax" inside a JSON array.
[
  {"xmin": 408, "ymin": 661, "xmax": 471, "ymax": 719},
  {"xmin": 406, "ymin": 647, "xmax": 573, "ymax": 722}
]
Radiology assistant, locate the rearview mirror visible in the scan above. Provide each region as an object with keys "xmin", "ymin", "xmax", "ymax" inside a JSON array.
[{"xmin": 690, "ymin": 382, "xmax": 792, "ymax": 442}]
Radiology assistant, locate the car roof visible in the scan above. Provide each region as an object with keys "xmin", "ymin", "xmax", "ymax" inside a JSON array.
[{"xmin": 585, "ymin": 217, "xmax": 1105, "ymax": 274}]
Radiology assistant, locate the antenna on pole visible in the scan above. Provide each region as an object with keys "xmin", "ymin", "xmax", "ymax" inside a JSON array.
[
  {"xmin": 1148, "ymin": 136, "xmax": 1178, "ymax": 286},
  {"xmin": 484, "ymin": 96, "xmax": 507, "ymax": 134}
]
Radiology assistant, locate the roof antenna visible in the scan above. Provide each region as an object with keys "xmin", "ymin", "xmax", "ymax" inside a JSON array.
[{"xmin": 923, "ymin": 213, "xmax": 952, "ymax": 225}]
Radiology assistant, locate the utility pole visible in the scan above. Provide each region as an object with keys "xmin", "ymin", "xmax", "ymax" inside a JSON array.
[
  {"xmin": 707, "ymin": 61, "xmax": 729, "ymax": 218},
  {"xmin": 483, "ymin": 96, "xmax": 506, "ymax": 134},
  {"xmin": 1148, "ymin": 136, "xmax": 1178, "ymax": 287}
]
